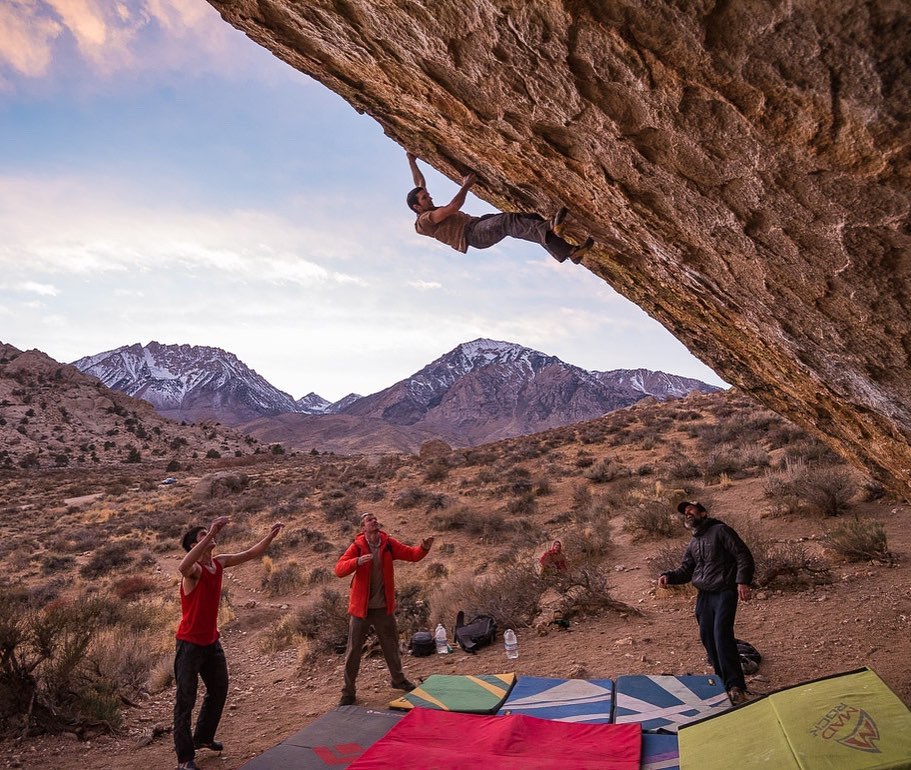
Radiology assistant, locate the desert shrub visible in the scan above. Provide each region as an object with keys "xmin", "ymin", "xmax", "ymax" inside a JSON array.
[
  {"xmin": 558, "ymin": 525, "xmax": 613, "ymax": 565},
  {"xmin": 794, "ymin": 466, "xmax": 855, "ymax": 516},
  {"xmin": 584, "ymin": 459, "xmax": 618, "ymax": 484},
  {"xmin": 423, "ymin": 493, "xmax": 449, "ymax": 511},
  {"xmin": 261, "ymin": 613, "xmax": 301, "ymax": 653},
  {"xmin": 393, "ymin": 487, "xmax": 432, "ymax": 509},
  {"xmin": 506, "ymin": 491, "xmax": 537, "ymax": 516},
  {"xmin": 431, "ymin": 559, "xmax": 544, "ymax": 630},
  {"xmin": 287, "ymin": 588, "xmax": 350, "ymax": 659},
  {"xmin": 825, "ymin": 518, "xmax": 890, "ymax": 562},
  {"xmin": 741, "ymin": 528, "xmax": 832, "ymax": 588},
  {"xmin": 431, "ymin": 506, "xmax": 524, "ymax": 543},
  {"xmin": 781, "ymin": 439, "xmax": 840, "ymax": 465},
  {"xmin": 113, "ymin": 576, "xmax": 156, "ymax": 601},
  {"xmin": 667, "ymin": 458, "xmax": 701, "ymax": 480},
  {"xmin": 261, "ymin": 559, "xmax": 305, "ymax": 596},
  {"xmin": 623, "ymin": 501, "xmax": 680, "ymax": 540},
  {"xmin": 652, "ymin": 543, "xmax": 687, "ymax": 575},
  {"xmin": 0, "ymin": 591, "xmax": 124, "ymax": 735},
  {"xmin": 80, "ymin": 541, "xmax": 133, "ymax": 579},
  {"xmin": 424, "ymin": 562, "xmax": 449, "ymax": 580},
  {"xmin": 393, "ymin": 581, "xmax": 431, "ymax": 638},
  {"xmin": 556, "ymin": 566, "xmax": 640, "ymax": 619},
  {"xmin": 571, "ymin": 483, "xmax": 592, "ymax": 511},
  {"xmin": 308, "ymin": 566, "xmax": 331, "ymax": 585},
  {"xmin": 532, "ymin": 477, "xmax": 552, "ymax": 496},
  {"xmin": 424, "ymin": 459, "xmax": 449, "ymax": 482},
  {"xmin": 42, "ymin": 553, "xmax": 76, "ymax": 575},
  {"xmin": 321, "ymin": 491, "xmax": 357, "ymax": 522},
  {"xmin": 574, "ymin": 452, "xmax": 595, "ymax": 469}
]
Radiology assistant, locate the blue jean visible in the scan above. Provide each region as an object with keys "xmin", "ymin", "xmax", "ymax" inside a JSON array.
[
  {"xmin": 695, "ymin": 589, "xmax": 745, "ymax": 691},
  {"xmin": 173, "ymin": 639, "xmax": 229, "ymax": 763}
]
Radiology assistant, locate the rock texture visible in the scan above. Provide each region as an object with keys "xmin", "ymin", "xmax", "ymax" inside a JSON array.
[{"xmin": 208, "ymin": 1, "xmax": 911, "ymax": 496}]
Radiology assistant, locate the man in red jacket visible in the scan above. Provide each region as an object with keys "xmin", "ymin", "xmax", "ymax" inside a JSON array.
[
  {"xmin": 174, "ymin": 516, "xmax": 284, "ymax": 770},
  {"xmin": 335, "ymin": 512, "xmax": 434, "ymax": 706}
]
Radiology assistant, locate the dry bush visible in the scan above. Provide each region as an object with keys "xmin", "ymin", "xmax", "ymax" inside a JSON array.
[
  {"xmin": 424, "ymin": 562, "xmax": 449, "ymax": 580},
  {"xmin": 261, "ymin": 559, "xmax": 305, "ymax": 596},
  {"xmin": 286, "ymin": 587, "xmax": 350, "ymax": 659},
  {"xmin": 393, "ymin": 581, "xmax": 431, "ymax": 638},
  {"xmin": 113, "ymin": 575, "xmax": 156, "ymax": 601},
  {"xmin": 321, "ymin": 489, "xmax": 358, "ymax": 522},
  {"xmin": 824, "ymin": 518, "xmax": 891, "ymax": 562},
  {"xmin": 424, "ymin": 459, "xmax": 449, "ymax": 483},
  {"xmin": 652, "ymin": 543, "xmax": 687, "ymax": 575},
  {"xmin": 571, "ymin": 483, "xmax": 593, "ymax": 511},
  {"xmin": 431, "ymin": 559, "xmax": 543, "ymax": 630},
  {"xmin": 703, "ymin": 443, "xmax": 769, "ymax": 483},
  {"xmin": 623, "ymin": 501, "xmax": 680, "ymax": 540},
  {"xmin": 558, "ymin": 526, "xmax": 613, "ymax": 567},
  {"xmin": 80, "ymin": 541, "xmax": 133, "ymax": 579},
  {"xmin": 583, "ymin": 459, "xmax": 621, "ymax": 484},
  {"xmin": 794, "ymin": 466, "xmax": 856, "ymax": 516},
  {"xmin": 556, "ymin": 567, "xmax": 641, "ymax": 620},
  {"xmin": 261, "ymin": 613, "xmax": 302, "ymax": 653},
  {"xmin": 308, "ymin": 566, "xmax": 331, "ymax": 585},
  {"xmin": 741, "ymin": 528, "xmax": 833, "ymax": 588},
  {"xmin": 431, "ymin": 506, "xmax": 523, "ymax": 544},
  {"xmin": 394, "ymin": 487, "xmax": 433, "ymax": 509},
  {"xmin": 42, "ymin": 553, "xmax": 76, "ymax": 575},
  {"xmin": 506, "ymin": 491, "xmax": 537, "ymax": 516}
]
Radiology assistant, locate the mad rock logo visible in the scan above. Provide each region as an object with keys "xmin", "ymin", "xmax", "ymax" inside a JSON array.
[{"xmin": 810, "ymin": 702, "xmax": 881, "ymax": 753}]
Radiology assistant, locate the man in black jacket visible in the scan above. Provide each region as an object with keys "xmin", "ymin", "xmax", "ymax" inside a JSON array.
[{"xmin": 658, "ymin": 501, "xmax": 754, "ymax": 704}]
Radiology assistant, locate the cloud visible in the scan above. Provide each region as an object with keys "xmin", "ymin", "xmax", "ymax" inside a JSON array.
[
  {"xmin": 0, "ymin": 0, "xmax": 270, "ymax": 87},
  {"xmin": 15, "ymin": 281, "xmax": 59, "ymax": 296},
  {"xmin": 407, "ymin": 280, "xmax": 442, "ymax": 290},
  {"xmin": 0, "ymin": 1, "xmax": 64, "ymax": 78}
]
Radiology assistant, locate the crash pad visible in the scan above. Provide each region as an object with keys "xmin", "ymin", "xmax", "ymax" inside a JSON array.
[
  {"xmin": 388, "ymin": 673, "xmax": 515, "ymax": 713},
  {"xmin": 240, "ymin": 705, "xmax": 403, "ymax": 769},
  {"xmin": 678, "ymin": 668, "xmax": 911, "ymax": 769},
  {"xmin": 641, "ymin": 733, "xmax": 680, "ymax": 770},
  {"xmin": 349, "ymin": 708, "xmax": 643, "ymax": 769},
  {"xmin": 497, "ymin": 675, "xmax": 614, "ymax": 723},
  {"xmin": 614, "ymin": 674, "xmax": 730, "ymax": 732}
]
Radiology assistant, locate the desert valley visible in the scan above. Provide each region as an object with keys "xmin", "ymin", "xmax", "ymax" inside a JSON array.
[{"xmin": 1, "ymin": 340, "xmax": 908, "ymax": 769}]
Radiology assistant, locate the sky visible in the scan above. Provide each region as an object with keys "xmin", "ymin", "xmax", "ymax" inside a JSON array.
[{"xmin": 0, "ymin": 0, "xmax": 726, "ymax": 402}]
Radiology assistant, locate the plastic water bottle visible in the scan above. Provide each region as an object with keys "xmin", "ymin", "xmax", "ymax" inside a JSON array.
[
  {"xmin": 504, "ymin": 629, "xmax": 519, "ymax": 659},
  {"xmin": 434, "ymin": 623, "xmax": 448, "ymax": 654}
]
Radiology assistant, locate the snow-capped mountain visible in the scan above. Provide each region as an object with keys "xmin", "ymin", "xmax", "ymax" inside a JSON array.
[
  {"xmin": 337, "ymin": 338, "xmax": 719, "ymax": 445},
  {"xmin": 73, "ymin": 342, "xmax": 299, "ymax": 425},
  {"xmin": 296, "ymin": 392, "xmax": 332, "ymax": 414}
]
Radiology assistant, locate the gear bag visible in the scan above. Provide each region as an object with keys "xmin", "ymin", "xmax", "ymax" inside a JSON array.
[{"xmin": 454, "ymin": 610, "xmax": 497, "ymax": 654}]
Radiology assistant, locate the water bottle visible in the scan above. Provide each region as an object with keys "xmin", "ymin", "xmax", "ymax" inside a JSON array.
[
  {"xmin": 434, "ymin": 623, "xmax": 448, "ymax": 654},
  {"xmin": 504, "ymin": 629, "xmax": 519, "ymax": 659}
]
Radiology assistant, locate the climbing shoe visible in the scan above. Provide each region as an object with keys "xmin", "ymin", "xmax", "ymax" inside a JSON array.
[{"xmin": 568, "ymin": 236, "xmax": 595, "ymax": 264}]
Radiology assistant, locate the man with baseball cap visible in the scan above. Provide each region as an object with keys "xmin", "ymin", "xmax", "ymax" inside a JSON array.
[
  {"xmin": 658, "ymin": 501, "xmax": 754, "ymax": 705},
  {"xmin": 335, "ymin": 511, "xmax": 434, "ymax": 706}
]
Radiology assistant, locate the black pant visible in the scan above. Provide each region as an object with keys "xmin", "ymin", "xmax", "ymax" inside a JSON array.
[
  {"xmin": 695, "ymin": 588, "xmax": 745, "ymax": 691},
  {"xmin": 173, "ymin": 639, "xmax": 229, "ymax": 763}
]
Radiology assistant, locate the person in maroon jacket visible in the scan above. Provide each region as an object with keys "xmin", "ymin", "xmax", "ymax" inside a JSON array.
[
  {"xmin": 335, "ymin": 512, "xmax": 434, "ymax": 706},
  {"xmin": 174, "ymin": 516, "xmax": 283, "ymax": 770}
]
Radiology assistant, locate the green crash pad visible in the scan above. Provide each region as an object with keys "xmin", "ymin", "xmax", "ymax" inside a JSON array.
[
  {"xmin": 389, "ymin": 673, "xmax": 516, "ymax": 714},
  {"xmin": 678, "ymin": 668, "xmax": 911, "ymax": 769}
]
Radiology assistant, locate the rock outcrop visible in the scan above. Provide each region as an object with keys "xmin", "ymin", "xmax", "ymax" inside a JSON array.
[{"xmin": 208, "ymin": 1, "xmax": 911, "ymax": 497}]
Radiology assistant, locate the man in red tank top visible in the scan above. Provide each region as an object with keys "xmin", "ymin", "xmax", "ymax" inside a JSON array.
[{"xmin": 174, "ymin": 516, "xmax": 283, "ymax": 770}]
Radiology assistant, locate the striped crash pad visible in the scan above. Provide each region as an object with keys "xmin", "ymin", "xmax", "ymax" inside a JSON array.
[
  {"xmin": 497, "ymin": 676, "xmax": 615, "ymax": 723},
  {"xmin": 614, "ymin": 675, "xmax": 730, "ymax": 732},
  {"xmin": 641, "ymin": 733, "xmax": 680, "ymax": 770},
  {"xmin": 678, "ymin": 668, "xmax": 911, "ymax": 769},
  {"xmin": 389, "ymin": 673, "xmax": 516, "ymax": 713},
  {"xmin": 240, "ymin": 706, "xmax": 403, "ymax": 769},
  {"xmin": 349, "ymin": 708, "xmax": 643, "ymax": 770}
]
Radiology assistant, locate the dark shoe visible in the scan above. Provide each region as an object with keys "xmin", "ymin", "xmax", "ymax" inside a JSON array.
[
  {"xmin": 568, "ymin": 236, "xmax": 595, "ymax": 264},
  {"xmin": 728, "ymin": 687, "xmax": 748, "ymax": 705},
  {"xmin": 194, "ymin": 739, "xmax": 223, "ymax": 752},
  {"xmin": 338, "ymin": 694, "xmax": 356, "ymax": 706},
  {"xmin": 549, "ymin": 206, "xmax": 568, "ymax": 237},
  {"xmin": 394, "ymin": 679, "xmax": 417, "ymax": 692},
  {"xmin": 177, "ymin": 762, "xmax": 200, "ymax": 770}
]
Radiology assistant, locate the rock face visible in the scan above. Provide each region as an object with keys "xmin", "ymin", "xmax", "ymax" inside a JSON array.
[{"xmin": 208, "ymin": 1, "xmax": 911, "ymax": 497}]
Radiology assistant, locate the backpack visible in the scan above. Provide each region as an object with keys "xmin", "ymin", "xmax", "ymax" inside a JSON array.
[
  {"xmin": 409, "ymin": 631, "xmax": 435, "ymax": 657},
  {"xmin": 736, "ymin": 638, "xmax": 762, "ymax": 674},
  {"xmin": 454, "ymin": 611, "xmax": 497, "ymax": 654}
]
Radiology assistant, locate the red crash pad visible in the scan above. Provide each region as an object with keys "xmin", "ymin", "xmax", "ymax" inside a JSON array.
[{"xmin": 349, "ymin": 708, "xmax": 642, "ymax": 769}]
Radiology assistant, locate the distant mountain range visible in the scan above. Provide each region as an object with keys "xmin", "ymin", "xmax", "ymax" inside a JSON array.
[{"xmin": 72, "ymin": 339, "xmax": 720, "ymax": 453}]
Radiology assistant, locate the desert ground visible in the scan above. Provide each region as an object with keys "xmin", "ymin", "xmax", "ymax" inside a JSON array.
[{"xmin": 1, "ymin": 390, "xmax": 908, "ymax": 769}]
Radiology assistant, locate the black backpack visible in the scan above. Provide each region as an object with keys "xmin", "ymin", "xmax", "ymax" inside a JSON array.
[
  {"xmin": 736, "ymin": 638, "xmax": 762, "ymax": 674},
  {"xmin": 454, "ymin": 611, "xmax": 497, "ymax": 654},
  {"xmin": 409, "ymin": 631, "xmax": 435, "ymax": 657}
]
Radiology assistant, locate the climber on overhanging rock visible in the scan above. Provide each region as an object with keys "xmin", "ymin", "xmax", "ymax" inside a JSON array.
[{"xmin": 406, "ymin": 152, "xmax": 594, "ymax": 264}]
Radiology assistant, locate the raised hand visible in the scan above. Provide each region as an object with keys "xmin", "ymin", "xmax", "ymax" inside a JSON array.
[{"xmin": 421, "ymin": 536, "xmax": 435, "ymax": 551}]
